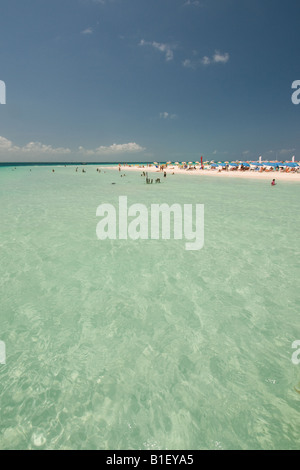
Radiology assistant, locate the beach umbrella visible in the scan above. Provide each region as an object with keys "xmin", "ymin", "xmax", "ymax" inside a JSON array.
[
  {"xmin": 283, "ymin": 162, "xmax": 298, "ymax": 167},
  {"xmin": 175, "ymin": 162, "xmax": 179, "ymax": 165},
  {"xmin": 264, "ymin": 162, "xmax": 278, "ymax": 167},
  {"xmin": 188, "ymin": 161, "xmax": 193, "ymax": 165}
]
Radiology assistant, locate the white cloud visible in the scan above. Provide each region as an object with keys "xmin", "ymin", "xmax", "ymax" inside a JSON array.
[
  {"xmin": 183, "ymin": 0, "xmax": 201, "ymax": 6},
  {"xmin": 159, "ymin": 112, "xmax": 177, "ymax": 120},
  {"xmin": 0, "ymin": 136, "xmax": 71, "ymax": 155},
  {"xmin": 212, "ymin": 149, "xmax": 228, "ymax": 155},
  {"xmin": 201, "ymin": 56, "xmax": 211, "ymax": 65},
  {"xmin": 279, "ymin": 148, "xmax": 296, "ymax": 155},
  {"xmin": 266, "ymin": 148, "xmax": 296, "ymax": 157},
  {"xmin": 0, "ymin": 136, "xmax": 145, "ymax": 162},
  {"xmin": 182, "ymin": 59, "xmax": 194, "ymax": 68},
  {"xmin": 81, "ymin": 27, "xmax": 93, "ymax": 35},
  {"xmin": 139, "ymin": 39, "xmax": 174, "ymax": 62},
  {"xmin": 78, "ymin": 142, "xmax": 145, "ymax": 155},
  {"xmin": 213, "ymin": 51, "xmax": 229, "ymax": 64},
  {"xmin": 183, "ymin": 50, "xmax": 230, "ymax": 69}
]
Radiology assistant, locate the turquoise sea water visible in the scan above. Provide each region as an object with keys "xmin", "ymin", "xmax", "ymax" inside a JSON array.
[{"xmin": 0, "ymin": 164, "xmax": 299, "ymax": 450}]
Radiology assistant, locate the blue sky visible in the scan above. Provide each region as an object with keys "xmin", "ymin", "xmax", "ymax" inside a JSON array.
[{"xmin": 0, "ymin": 0, "xmax": 300, "ymax": 162}]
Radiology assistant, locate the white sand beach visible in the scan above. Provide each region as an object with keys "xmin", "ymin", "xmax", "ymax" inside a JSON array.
[{"xmin": 111, "ymin": 164, "xmax": 300, "ymax": 182}]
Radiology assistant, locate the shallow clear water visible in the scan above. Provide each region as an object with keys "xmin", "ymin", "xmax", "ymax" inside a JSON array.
[{"xmin": 0, "ymin": 165, "xmax": 299, "ymax": 450}]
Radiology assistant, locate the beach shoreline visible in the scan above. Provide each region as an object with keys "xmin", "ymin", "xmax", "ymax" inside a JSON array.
[{"xmin": 108, "ymin": 164, "xmax": 300, "ymax": 181}]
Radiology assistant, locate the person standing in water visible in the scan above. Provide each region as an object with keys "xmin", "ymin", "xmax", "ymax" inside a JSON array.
[{"xmin": 271, "ymin": 179, "xmax": 276, "ymax": 186}]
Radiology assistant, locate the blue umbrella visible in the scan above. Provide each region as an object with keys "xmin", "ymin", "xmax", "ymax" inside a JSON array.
[
  {"xmin": 264, "ymin": 162, "xmax": 280, "ymax": 167},
  {"xmin": 282, "ymin": 162, "xmax": 298, "ymax": 167}
]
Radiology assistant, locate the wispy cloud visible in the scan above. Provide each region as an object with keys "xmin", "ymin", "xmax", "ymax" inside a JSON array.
[
  {"xmin": 212, "ymin": 149, "xmax": 228, "ymax": 156},
  {"xmin": 81, "ymin": 27, "xmax": 93, "ymax": 35},
  {"xmin": 78, "ymin": 142, "xmax": 146, "ymax": 155},
  {"xmin": 279, "ymin": 148, "xmax": 296, "ymax": 155},
  {"xmin": 182, "ymin": 59, "xmax": 194, "ymax": 68},
  {"xmin": 201, "ymin": 56, "xmax": 211, "ymax": 65},
  {"xmin": 0, "ymin": 136, "xmax": 145, "ymax": 161},
  {"xmin": 183, "ymin": 0, "xmax": 201, "ymax": 6},
  {"xmin": 0, "ymin": 136, "xmax": 71, "ymax": 155},
  {"xmin": 139, "ymin": 39, "xmax": 175, "ymax": 62},
  {"xmin": 159, "ymin": 112, "xmax": 178, "ymax": 120},
  {"xmin": 266, "ymin": 148, "xmax": 296, "ymax": 157},
  {"xmin": 183, "ymin": 50, "xmax": 230, "ymax": 68}
]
